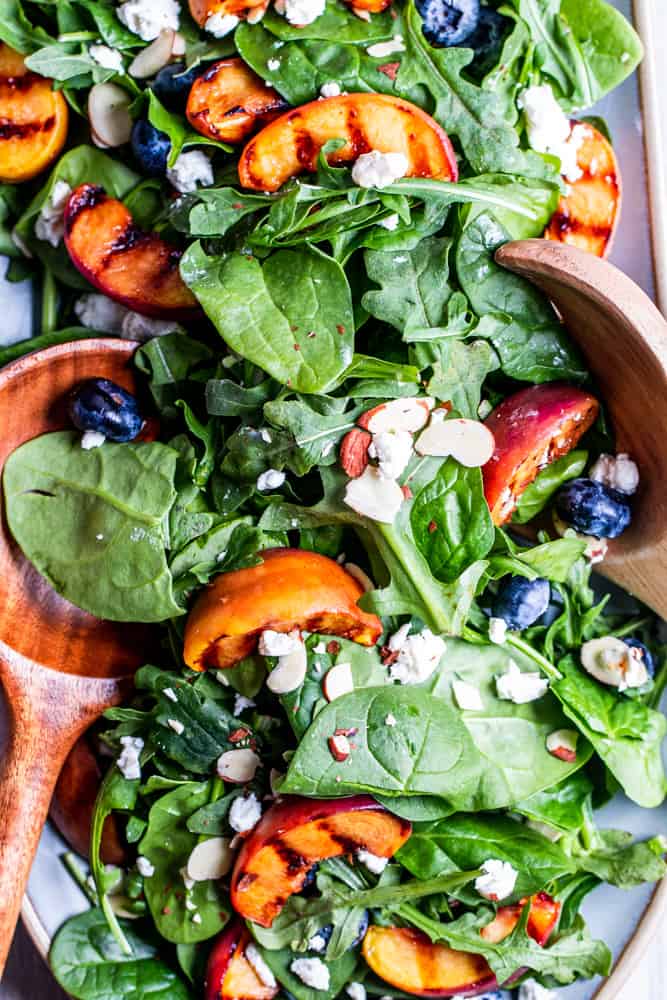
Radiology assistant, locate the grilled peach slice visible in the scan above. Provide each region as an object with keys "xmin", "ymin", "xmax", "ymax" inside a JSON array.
[
  {"xmin": 183, "ymin": 548, "xmax": 383, "ymax": 671},
  {"xmin": 238, "ymin": 93, "xmax": 458, "ymax": 192},
  {"xmin": 344, "ymin": 0, "xmax": 392, "ymax": 11},
  {"xmin": 50, "ymin": 736, "xmax": 125, "ymax": 865},
  {"xmin": 0, "ymin": 43, "xmax": 69, "ymax": 183},
  {"xmin": 483, "ymin": 384, "xmax": 599, "ymax": 525},
  {"xmin": 206, "ymin": 920, "xmax": 278, "ymax": 1000},
  {"xmin": 362, "ymin": 895, "xmax": 560, "ymax": 996},
  {"xmin": 189, "ymin": 0, "xmax": 270, "ymax": 26},
  {"xmin": 64, "ymin": 184, "xmax": 199, "ymax": 320},
  {"xmin": 545, "ymin": 122, "xmax": 620, "ymax": 258},
  {"xmin": 187, "ymin": 58, "xmax": 287, "ymax": 144},
  {"xmin": 231, "ymin": 795, "xmax": 411, "ymax": 927}
]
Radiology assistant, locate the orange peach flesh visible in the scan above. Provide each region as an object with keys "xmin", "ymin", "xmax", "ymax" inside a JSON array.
[
  {"xmin": 189, "ymin": 0, "xmax": 269, "ymax": 25},
  {"xmin": 222, "ymin": 930, "xmax": 278, "ymax": 999},
  {"xmin": 187, "ymin": 58, "xmax": 287, "ymax": 144}
]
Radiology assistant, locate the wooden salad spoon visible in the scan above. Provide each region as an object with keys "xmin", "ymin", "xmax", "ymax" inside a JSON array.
[
  {"xmin": 0, "ymin": 338, "xmax": 155, "ymax": 974},
  {"xmin": 496, "ymin": 239, "xmax": 667, "ymax": 620}
]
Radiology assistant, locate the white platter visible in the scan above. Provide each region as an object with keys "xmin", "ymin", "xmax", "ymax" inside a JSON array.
[{"xmin": 1, "ymin": 0, "xmax": 666, "ymax": 996}]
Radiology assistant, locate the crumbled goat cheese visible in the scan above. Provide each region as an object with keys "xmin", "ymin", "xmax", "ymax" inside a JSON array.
[
  {"xmin": 267, "ymin": 57, "xmax": 281, "ymax": 70},
  {"xmin": 121, "ymin": 312, "xmax": 179, "ymax": 341},
  {"xmin": 192, "ymin": 912, "xmax": 202, "ymax": 924},
  {"xmin": 518, "ymin": 84, "xmax": 584, "ymax": 182},
  {"xmin": 136, "ymin": 856, "xmax": 155, "ymax": 878},
  {"xmin": 280, "ymin": 0, "xmax": 326, "ymax": 25},
  {"xmin": 313, "ymin": 641, "xmax": 328, "ymax": 654},
  {"xmin": 164, "ymin": 687, "xmax": 178, "ymax": 702},
  {"xmin": 488, "ymin": 616, "xmax": 508, "ymax": 644},
  {"xmin": 477, "ymin": 399, "xmax": 493, "ymax": 419},
  {"xmin": 320, "ymin": 80, "xmax": 341, "ymax": 97},
  {"xmin": 388, "ymin": 626, "xmax": 446, "ymax": 684},
  {"xmin": 590, "ymin": 452, "xmax": 639, "ymax": 495},
  {"xmin": 308, "ymin": 933, "xmax": 327, "ymax": 953},
  {"xmin": 34, "ymin": 180, "xmax": 72, "ymax": 247},
  {"xmin": 346, "ymin": 984, "xmax": 367, "ymax": 1000},
  {"xmin": 167, "ymin": 150, "xmax": 214, "ymax": 193},
  {"xmin": 167, "ymin": 718, "xmax": 185, "ymax": 735},
  {"xmin": 496, "ymin": 660, "xmax": 549, "ymax": 704},
  {"xmin": 234, "ymin": 693, "xmax": 256, "ymax": 715},
  {"xmin": 117, "ymin": 0, "xmax": 181, "ymax": 40},
  {"xmin": 259, "ymin": 628, "xmax": 301, "ymax": 657},
  {"xmin": 75, "ymin": 293, "xmax": 126, "ymax": 334},
  {"xmin": 385, "ymin": 712, "xmax": 397, "ymax": 726},
  {"xmin": 351, "ymin": 150, "xmax": 409, "ymax": 188},
  {"xmin": 518, "ymin": 980, "xmax": 557, "ymax": 1000},
  {"xmin": 245, "ymin": 943, "xmax": 278, "ymax": 988},
  {"xmin": 366, "ymin": 35, "xmax": 406, "ymax": 58},
  {"xmin": 475, "ymin": 858, "xmax": 518, "ymax": 901},
  {"xmin": 229, "ymin": 793, "xmax": 262, "ymax": 833},
  {"xmin": 377, "ymin": 212, "xmax": 400, "ymax": 231},
  {"xmin": 290, "ymin": 957, "xmax": 330, "ymax": 991},
  {"xmin": 117, "ymin": 736, "xmax": 144, "ymax": 780},
  {"xmin": 357, "ymin": 849, "xmax": 388, "ymax": 874},
  {"xmin": 81, "ymin": 430, "xmax": 106, "ymax": 450},
  {"xmin": 259, "ymin": 428, "xmax": 272, "ymax": 443},
  {"xmin": 452, "ymin": 678, "xmax": 484, "ymax": 711},
  {"xmin": 257, "ymin": 468, "xmax": 286, "ymax": 491},
  {"xmin": 180, "ymin": 866, "xmax": 195, "ymax": 891},
  {"xmin": 368, "ymin": 429, "xmax": 413, "ymax": 479},
  {"xmin": 89, "ymin": 44, "xmax": 125, "ymax": 73},
  {"xmin": 205, "ymin": 11, "xmax": 239, "ymax": 36}
]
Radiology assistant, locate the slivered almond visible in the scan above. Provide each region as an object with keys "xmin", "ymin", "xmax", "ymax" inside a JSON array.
[
  {"xmin": 266, "ymin": 640, "xmax": 307, "ymax": 694},
  {"xmin": 344, "ymin": 562, "xmax": 374, "ymax": 592},
  {"xmin": 186, "ymin": 837, "xmax": 233, "ymax": 881},
  {"xmin": 358, "ymin": 397, "xmax": 434, "ymax": 434},
  {"xmin": 546, "ymin": 729, "xmax": 578, "ymax": 763},
  {"xmin": 217, "ymin": 748, "xmax": 260, "ymax": 783},
  {"xmin": 129, "ymin": 29, "xmax": 175, "ymax": 78},
  {"xmin": 415, "ymin": 416, "xmax": 495, "ymax": 467},
  {"xmin": 328, "ymin": 733, "xmax": 351, "ymax": 761},
  {"xmin": 340, "ymin": 428, "xmax": 371, "ymax": 478},
  {"xmin": 88, "ymin": 82, "xmax": 133, "ymax": 147},
  {"xmin": 323, "ymin": 661, "xmax": 354, "ymax": 701}
]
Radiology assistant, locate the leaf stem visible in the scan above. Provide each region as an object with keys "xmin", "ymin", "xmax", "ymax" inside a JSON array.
[
  {"xmin": 41, "ymin": 267, "xmax": 58, "ymax": 336},
  {"xmin": 62, "ymin": 852, "xmax": 98, "ymax": 905}
]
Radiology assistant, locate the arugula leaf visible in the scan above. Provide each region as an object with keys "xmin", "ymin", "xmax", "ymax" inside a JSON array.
[
  {"xmin": 513, "ymin": 450, "xmax": 588, "ymax": 523},
  {"xmin": 414, "ymin": 339, "xmax": 499, "ymax": 418},
  {"xmin": 181, "ymin": 243, "xmax": 355, "ymax": 394},
  {"xmin": 25, "ymin": 41, "xmax": 121, "ymax": 84},
  {"xmin": 362, "ymin": 236, "xmax": 454, "ymax": 336},
  {"xmin": 261, "ymin": 0, "xmax": 394, "ymax": 44},
  {"xmin": 0, "ymin": 0, "xmax": 53, "ymax": 52},
  {"xmin": 205, "ymin": 378, "xmax": 275, "ymax": 417},
  {"xmin": 0, "ymin": 327, "xmax": 115, "ymax": 368},
  {"xmin": 134, "ymin": 332, "xmax": 215, "ymax": 421},
  {"xmin": 575, "ymin": 830, "xmax": 667, "ymax": 889},
  {"xmin": 3, "ymin": 431, "xmax": 183, "ymax": 622}
]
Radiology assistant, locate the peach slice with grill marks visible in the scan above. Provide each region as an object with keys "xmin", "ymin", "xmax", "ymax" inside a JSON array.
[
  {"xmin": 206, "ymin": 920, "xmax": 278, "ymax": 1000},
  {"xmin": 230, "ymin": 794, "xmax": 412, "ymax": 927},
  {"xmin": 482, "ymin": 384, "xmax": 599, "ymax": 525},
  {"xmin": 545, "ymin": 121, "xmax": 621, "ymax": 259},
  {"xmin": 187, "ymin": 58, "xmax": 288, "ymax": 144},
  {"xmin": 0, "ymin": 43, "xmax": 69, "ymax": 183},
  {"xmin": 63, "ymin": 184, "xmax": 200, "ymax": 320},
  {"xmin": 238, "ymin": 93, "xmax": 458, "ymax": 193},
  {"xmin": 183, "ymin": 548, "xmax": 383, "ymax": 671}
]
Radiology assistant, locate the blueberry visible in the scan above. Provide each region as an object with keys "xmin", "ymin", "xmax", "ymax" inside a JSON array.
[
  {"xmin": 68, "ymin": 378, "xmax": 143, "ymax": 442},
  {"xmin": 492, "ymin": 576, "xmax": 551, "ymax": 631},
  {"xmin": 554, "ymin": 478, "xmax": 632, "ymax": 539},
  {"xmin": 317, "ymin": 910, "xmax": 369, "ymax": 950},
  {"xmin": 131, "ymin": 119, "xmax": 171, "ymax": 176},
  {"xmin": 415, "ymin": 0, "xmax": 480, "ymax": 48},
  {"xmin": 153, "ymin": 63, "xmax": 200, "ymax": 109},
  {"xmin": 302, "ymin": 864, "xmax": 318, "ymax": 888},
  {"xmin": 624, "ymin": 638, "xmax": 655, "ymax": 678}
]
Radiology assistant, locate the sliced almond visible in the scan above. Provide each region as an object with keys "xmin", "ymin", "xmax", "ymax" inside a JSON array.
[
  {"xmin": 415, "ymin": 416, "xmax": 495, "ymax": 467},
  {"xmin": 217, "ymin": 747, "xmax": 260, "ymax": 783},
  {"xmin": 266, "ymin": 640, "xmax": 307, "ymax": 694},
  {"xmin": 186, "ymin": 837, "xmax": 233, "ymax": 881},
  {"xmin": 359, "ymin": 397, "xmax": 434, "ymax": 434},
  {"xmin": 129, "ymin": 29, "xmax": 176, "ymax": 78},
  {"xmin": 172, "ymin": 31, "xmax": 187, "ymax": 56},
  {"xmin": 344, "ymin": 562, "xmax": 374, "ymax": 593},
  {"xmin": 546, "ymin": 728, "xmax": 579, "ymax": 763},
  {"xmin": 323, "ymin": 661, "xmax": 354, "ymax": 701},
  {"xmin": 328, "ymin": 733, "xmax": 351, "ymax": 761},
  {"xmin": 88, "ymin": 82, "xmax": 133, "ymax": 147},
  {"xmin": 344, "ymin": 466, "xmax": 404, "ymax": 523}
]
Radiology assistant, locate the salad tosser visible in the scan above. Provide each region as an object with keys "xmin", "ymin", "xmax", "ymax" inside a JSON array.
[{"xmin": 0, "ymin": 1, "xmax": 664, "ymax": 999}]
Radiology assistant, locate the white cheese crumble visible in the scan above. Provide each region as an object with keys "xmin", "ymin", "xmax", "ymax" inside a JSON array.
[
  {"xmin": 452, "ymin": 678, "xmax": 484, "ymax": 711},
  {"xmin": 259, "ymin": 628, "xmax": 300, "ymax": 657},
  {"xmin": 267, "ymin": 57, "xmax": 281, "ymax": 70},
  {"xmin": 81, "ymin": 430, "xmax": 106, "ymax": 450},
  {"xmin": 233, "ymin": 693, "xmax": 256, "ymax": 715},
  {"xmin": 384, "ymin": 712, "xmax": 397, "ymax": 726},
  {"xmin": 477, "ymin": 399, "xmax": 493, "ymax": 419},
  {"xmin": 320, "ymin": 80, "xmax": 341, "ymax": 98},
  {"xmin": 89, "ymin": 44, "xmax": 125, "ymax": 73},
  {"xmin": 368, "ymin": 429, "xmax": 413, "ymax": 479},
  {"xmin": 121, "ymin": 312, "xmax": 180, "ymax": 341},
  {"xmin": 590, "ymin": 452, "xmax": 639, "ymax": 495},
  {"xmin": 117, "ymin": 0, "xmax": 181, "ymax": 40},
  {"xmin": 229, "ymin": 792, "xmax": 262, "ymax": 833},
  {"xmin": 290, "ymin": 957, "xmax": 330, "ymax": 991},
  {"xmin": 366, "ymin": 35, "xmax": 406, "ymax": 58},
  {"xmin": 377, "ymin": 212, "xmax": 400, "ymax": 231},
  {"xmin": 166, "ymin": 150, "xmax": 214, "ymax": 194},
  {"xmin": 308, "ymin": 933, "xmax": 327, "ymax": 952},
  {"xmin": 75, "ymin": 293, "xmax": 179, "ymax": 341},
  {"xmin": 346, "ymin": 984, "xmax": 367, "ymax": 1000},
  {"xmin": 351, "ymin": 150, "xmax": 409, "ymax": 188},
  {"xmin": 136, "ymin": 855, "xmax": 155, "ymax": 878},
  {"xmin": 388, "ymin": 626, "xmax": 446, "ymax": 685},
  {"xmin": 280, "ymin": 0, "xmax": 326, "ymax": 25},
  {"xmin": 192, "ymin": 912, "xmax": 202, "ymax": 924},
  {"xmin": 256, "ymin": 468, "xmax": 286, "ymax": 491},
  {"xmin": 518, "ymin": 980, "xmax": 557, "ymax": 1000},
  {"xmin": 164, "ymin": 687, "xmax": 178, "ymax": 702},
  {"xmin": 496, "ymin": 660, "xmax": 549, "ymax": 704},
  {"xmin": 117, "ymin": 736, "xmax": 144, "ymax": 780},
  {"xmin": 34, "ymin": 180, "xmax": 72, "ymax": 247},
  {"xmin": 245, "ymin": 943, "xmax": 278, "ymax": 988},
  {"xmin": 488, "ymin": 616, "xmax": 508, "ymax": 644},
  {"xmin": 518, "ymin": 84, "xmax": 584, "ymax": 183},
  {"xmin": 357, "ymin": 849, "xmax": 388, "ymax": 874},
  {"xmin": 167, "ymin": 718, "xmax": 185, "ymax": 735},
  {"xmin": 475, "ymin": 858, "xmax": 518, "ymax": 901}
]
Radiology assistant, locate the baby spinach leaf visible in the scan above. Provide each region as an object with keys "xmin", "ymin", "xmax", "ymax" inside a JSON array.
[
  {"xmin": 254, "ymin": 942, "xmax": 358, "ymax": 1000},
  {"xmin": 139, "ymin": 783, "xmax": 230, "ymax": 944},
  {"xmin": 411, "ymin": 458, "xmax": 495, "ymax": 583},
  {"xmin": 50, "ymin": 908, "xmax": 193, "ymax": 1000},
  {"xmin": 3, "ymin": 431, "xmax": 183, "ymax": 622},
  {"xmin": 513, "ymin": 450, "xmax": 588, "ymax": 523},
  {"xmin": 515, "ymin": 770, "xmax": 593, "ymax": 833},
  {"xmin": 181, "ymin": 243, "xmax": 355, "ymax": 393},
  {"xmin": 362, "ymin": 236, "xmax": 454, "ymax": 336}
]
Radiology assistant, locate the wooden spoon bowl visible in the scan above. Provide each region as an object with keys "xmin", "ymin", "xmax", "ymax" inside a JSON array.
[
  {"xmin": 0, "ymin": 338, "xmax": 155, "ymax": 972},
  {"xmin": 496, "ymin": 240, "xmax": 667, "ymax": 619}
]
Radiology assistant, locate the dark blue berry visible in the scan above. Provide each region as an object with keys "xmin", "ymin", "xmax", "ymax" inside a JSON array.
[
  {"xmin": 316, "ymin": 911, "xmax": 369, "ymax": 950},
  {"xmin": 464, "ymin": 7, "xmax": 509, "ymax": 71},
  {"xmin": 555, "ymin": 478, "xmax": 632, "ymax": 539},
  {"xmin": 624, "ymin": 638, "xmax": 655, "ymax": 678},
  {"xmin": 492, "ymin": 576, "xmax": 551, "ymax": 631},
  {"xmin": 131, "ymin": 119, "xmax": 171, "ymax": 176},
  {"xmin": 415, "ymin": 0, "xmax": 480, "ymax": 48},
  {"xmin": 68, "ymin": 378, "xmax": 143, "ymax": 442},
  {"xmin": 153, "ymin": 63, "xmax": 200, "ymax": 109},
  {"xmin": 302, "ymin": 864, "xmax": 318, "ymax": 888}
]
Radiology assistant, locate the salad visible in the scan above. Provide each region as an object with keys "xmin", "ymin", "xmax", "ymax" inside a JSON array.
[{"xmin": 1, "ymin": 0, "xmax": 665, "ymax": 999}]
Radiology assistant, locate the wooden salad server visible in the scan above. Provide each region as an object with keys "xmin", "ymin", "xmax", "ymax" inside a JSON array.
[
  {"xmin": 496, "ymin": 239, "xmax": 667, "ymax": 621},
  {"xmin": 0, "ymin": 338, "xmax": 155, "ymax": 974}
]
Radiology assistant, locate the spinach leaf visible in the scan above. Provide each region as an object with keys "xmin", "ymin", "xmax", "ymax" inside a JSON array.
[
  {"xmin": 362, "ymin": 236, "xmax": 454, "ymax": 336},
  {"xmin": 254, "ymin": 943, "xmax": 358, "ymax": 1000},
  {"xmin": 181, "ymin": 243, "xmax": 355, "ymax": 393},
  {"xmin": 0, "ymin": 0, "xmax": 53, "ymax": 52},
  {"xmin": 139, "ymin": 783, "xmax": 230, "ymax": 944},
  {"xmin": 410, "ymin": 458, "xmax": 494, "ymax": 583},
  {"xmin": 50, "ymin": 908, "xmax": 193, "ymax": 1000},
  {"xmin": 516, "ymin": 769, "xmax": 594, "ymax": 833},
  {"xmin": 513, "ymin": 450, "xmax": 588, "ymax": 523},
  {"xmin": 3, "ymin": 431, "xmax": 183, "ymax": 622}
]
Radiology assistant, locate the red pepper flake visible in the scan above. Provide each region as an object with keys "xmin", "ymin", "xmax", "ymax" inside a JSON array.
[
  {"xmin": 229, "ymin": 728, "xmax": 250, "ymax": 743},
  {"xmin": 162, "ymin": 907, "xmax": 172, "ymax": 915},
  {"xmin": 232, "ymin": 202, "xmax": 243, "ymax": 210},
  {"xmin": 326, "ymin": 639, "xmax": 341, "ymax": 655},
  {"xmin": 336, "ymin": 324, "xmax": 346, "ymax": 334},
  {"xmin": 377, "ymin": 61, "xmax": 400, "ymax": 80},
  {"xmin": 294, "ymin": 343, "xmax": 301, "ymax": 351},
  {"xmin": 428, "ymin": 520, "xmax": 438, "ymax": 533},
  {"xmin": 401, "ymin": 485, "xmax": 413, "ymax": 500}
]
